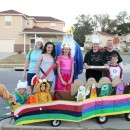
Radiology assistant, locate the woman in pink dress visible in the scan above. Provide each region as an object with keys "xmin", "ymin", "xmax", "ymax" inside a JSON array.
[{"xmin": 55, "ymin": 43, "xmax": 74, "ymax": 91}]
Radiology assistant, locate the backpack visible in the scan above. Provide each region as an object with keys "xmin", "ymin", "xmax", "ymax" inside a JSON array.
[
  {"xmin": 28, "ymin": 48, "xmax": 34, "ymax": 61},
  {"xmin": 116, "ymin": 82, "xmax": 125, "ymax": 95}
]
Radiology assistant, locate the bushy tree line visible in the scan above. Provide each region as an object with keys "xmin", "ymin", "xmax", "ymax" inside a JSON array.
[{"xmin": 73, "ymin": 11, "xmax": 130, "ymax": 46}]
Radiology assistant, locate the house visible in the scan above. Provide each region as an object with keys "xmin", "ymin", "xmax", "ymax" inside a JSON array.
[
  {"xmin": 84, "ymin": 31, "xmax": 114, "ymax": 50},
  {"xmin": 0, "ymin": 10, "xmax": 65, "ymax": 53},
  {"xmin": 84, "ymin": 31, "xmax": 124, "ymax": 51},
  {"xmin": 120, "ymin": 33, "xmax": 130, "ymax": 51}
]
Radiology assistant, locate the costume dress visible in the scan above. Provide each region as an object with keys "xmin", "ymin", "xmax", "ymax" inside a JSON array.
[
  {"xmin": 56, "ymin": 34, "xmax": 83, "ymax": 80},
  {"xmin": 55, "ymin": 56, "xmax": 74, "ymax": 91}
]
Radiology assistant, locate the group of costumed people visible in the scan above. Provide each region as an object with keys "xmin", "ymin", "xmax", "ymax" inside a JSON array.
[
  {"xmin": 0, "ymin": 28, "xmax": 124, "ymax": 107},
  {"xmin": 0, "ymin": 28, "xmax": 83, "ymax": 106}
]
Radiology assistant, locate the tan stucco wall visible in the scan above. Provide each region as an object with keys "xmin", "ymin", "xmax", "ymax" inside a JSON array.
[{"xmin": 35, "ymin": 22, "xmax": 64, "ymax": 31}]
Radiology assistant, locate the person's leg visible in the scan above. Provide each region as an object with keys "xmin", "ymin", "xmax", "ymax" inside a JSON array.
[
  {"xmin": 47, "ymin": 81, "xmax": 53, "ymax": 91},
  {"xmin": 27, "ymin": 73, "xmax": 35, "ymax": 94}
]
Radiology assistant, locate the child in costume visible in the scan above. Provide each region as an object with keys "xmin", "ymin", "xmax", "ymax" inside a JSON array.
[
  {"xmin": 106, "ymin": 54, "xmax": 123, "ymax": 81},
  {"xmin": 14, "ymin": 80, "xmax": 29, "ymax": 104},
  {"xmin": 35, "ymin": 79, "xmax": 52, "ymax": 103},
  {"xmin": 55, "ymin": 43, "xmax": 74, "ymax": 91}
]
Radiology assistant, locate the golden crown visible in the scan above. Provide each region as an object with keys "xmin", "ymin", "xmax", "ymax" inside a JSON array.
[{"xmin": 66, "ymin": 27, "xmax": 73, "ymax": 35}]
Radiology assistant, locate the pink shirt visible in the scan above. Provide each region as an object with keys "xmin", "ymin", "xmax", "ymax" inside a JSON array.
[{"xmin": 60, "ymin": 56, "xmax": 74, "ymax": 70}]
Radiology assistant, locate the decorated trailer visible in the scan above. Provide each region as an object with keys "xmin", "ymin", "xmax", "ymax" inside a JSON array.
[
  {"xmin": 13, "ymin": 92, "xmax": 130, "ymax": 126},
  {"xmin": 1, "ymin": 77, "xmax": 130, "ymax": 127}
]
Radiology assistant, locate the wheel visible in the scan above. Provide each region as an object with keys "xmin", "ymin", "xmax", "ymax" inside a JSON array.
[
  {"xmin": 51, "ymin": 120, "xmax": 61, "ymax": 127},
  {"xmin": 96, "ymin": 116, "xmax": 108, "ymax": 124},
  {"xmin": 124, "ymin": 113, "xmax": 130, "ymax": 121}
]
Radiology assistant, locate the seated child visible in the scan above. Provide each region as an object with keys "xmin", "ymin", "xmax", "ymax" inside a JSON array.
[
  {"xmin": 14, "ymin": 80, "xmax": 29, "ymax": 104},
  {"xmin": 35, "ymin": 79, "xmax": 52, "ymax": 103},
  {"xmin": 106, "ymin": 54, "xmax": 123, "ymax": 81}
]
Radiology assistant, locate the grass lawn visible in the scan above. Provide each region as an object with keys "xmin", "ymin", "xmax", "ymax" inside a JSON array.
[
  {"xmin": 0, "ymin": 54, "xmax": 26, "ymax": 64},
  {"xmin": 0, "ymin": 52, "xmax": 130, "ymax": 64},
  {"xmin": 120, "ymin": 52, "xmax": 130, "ymax": 56}
]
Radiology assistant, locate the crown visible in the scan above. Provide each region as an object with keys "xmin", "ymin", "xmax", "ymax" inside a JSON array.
[
  {"xmin": 66, "ymin": 27, "xmax": 73, "ymax": 35},
  {"xmin": 63, "ymin": 43, "xmax": 70, "ymax": 48}
]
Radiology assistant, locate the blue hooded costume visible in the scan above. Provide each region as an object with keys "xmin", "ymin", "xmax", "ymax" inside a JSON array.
[{"xmin": 55, "ymin": 28, "xmax": 83, "ymax": 80}]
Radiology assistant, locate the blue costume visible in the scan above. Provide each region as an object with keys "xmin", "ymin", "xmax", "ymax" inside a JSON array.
[{"xmin": 56, "ymin": 28, "xmax": 83, "ymax": 80}]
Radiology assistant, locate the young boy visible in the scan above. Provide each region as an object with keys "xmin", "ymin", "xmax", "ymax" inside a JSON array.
[
  {"xmin": 14, "ymin": 80, "xmax": 29, "ymax": 104},
  {"xmin": 35, "ymin": 79, "xmax": 52, "ymax": 103},
  {"xmin": 106, "ymin": 54, "xmax": 123, "ymax": 81}
]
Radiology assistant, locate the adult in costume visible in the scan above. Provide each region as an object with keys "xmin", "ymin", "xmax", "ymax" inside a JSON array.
[
  {"xmin": 84, "ymin": 35, "xmax": 104, "ymax": 82},
  {"xmin": 56, "ymin": 28, "xmax": 83, "ymax": 80}
]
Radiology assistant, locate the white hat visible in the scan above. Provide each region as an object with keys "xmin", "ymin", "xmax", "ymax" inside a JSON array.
[
  {"xmin": 16, "ymin": 80, "xmax": 27, "ymax": 90},
  {"xmin": 91, "ymin": 35, "xmax": 100, "ymax": 44},
  {"xmin": 35, "ymin": 37, "xmax": 44, "ymax": 44}
]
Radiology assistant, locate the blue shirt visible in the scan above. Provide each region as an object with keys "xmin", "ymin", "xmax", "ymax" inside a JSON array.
[{"xmin": 26, "ymin": 49, "xmax": 42, "ymax": 73}]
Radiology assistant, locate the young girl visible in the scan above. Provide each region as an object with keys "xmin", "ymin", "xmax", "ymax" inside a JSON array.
[
  {"xmin": 36, "ymin": 42, "xmax": 56, "ymax": 91},
  {"xmin": 14, "ymin": 80, "xmax": 29, "ymax": 104},
  {"xmin": 55, "ymin": 43, "xmax": 74, "ymax": 91}
]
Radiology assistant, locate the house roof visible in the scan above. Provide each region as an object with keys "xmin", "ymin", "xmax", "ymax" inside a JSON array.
[
  {"xmin": 28, "ymin": 16, "xmax": 63, "ymax": 22},
  {"xmin": 86, "ymin": 31, "xmax": 113, "ymax": 36},
  {"xmin": 97, "ymin": 31, "xmax": 113, "ymax": 36},
  {"xmin": 0, "ymin": 9, "xmax": 21, "ymax": 14},
  {"xmin": 0, "ymin": 9, "xmax": 64, "ymax": 22},
  {"xmin": 22, "ymin": 26, "xmax": 65, "ymax": 35}
]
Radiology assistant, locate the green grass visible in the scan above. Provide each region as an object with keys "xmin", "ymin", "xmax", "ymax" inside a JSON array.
[{"xmin": 120, "ymin": 52, "xmax": 130, "ymax": 56}]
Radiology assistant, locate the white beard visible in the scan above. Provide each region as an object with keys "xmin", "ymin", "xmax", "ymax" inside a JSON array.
[{"xmin": 61, "ymin": 34, "xmax": 76, "ymax": 57}]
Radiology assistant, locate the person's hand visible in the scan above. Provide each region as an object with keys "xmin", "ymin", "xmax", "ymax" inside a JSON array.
[
  {"xmin": 68, "ymin": 79, "xmax": 72, "ymax": 85},
  {"xmin": 22, "ymin": 72, "xmax": 26, "ymax": 79},
  {"xmin": 104, "ymin": 64, "xmax": 109, "ymax": 69},
  {"xmin": 61, "ymin": 80, "xmax": 67, "ymax": 86},
  {"xmin": 84, "ymin": 64, "xmax": 89, "ymax": 69},
  {"xmin": 56, "ymin": 60, "xmax": 60, "ymax": 66}
]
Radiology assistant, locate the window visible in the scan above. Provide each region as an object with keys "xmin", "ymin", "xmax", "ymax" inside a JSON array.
[
  {"xmin": 26, "ymin": 20, "xmax": 31, "ymax": 26},
  {"xmin": 50, "ymin": 23, "xmax": 56, "ymax": 29},
  {"xmin": 5, "ymin": 16, "xmax": 12, "ymax": 27}
]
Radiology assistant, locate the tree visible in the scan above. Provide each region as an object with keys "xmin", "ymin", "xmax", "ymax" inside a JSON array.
[
  {"xmin": 93, "ymin": 14, "xmax": 110, "ymax": 32},
  {"xmin": 73, "ymin": 15, "xmax": 94, "ymax": 47},
  {"xmin": 116, "ymin": 11, "xmax": 130, "ymax": 24},
  {"xmin": 116, "ymin": 23, "xmax": 130, "ymax": 35}
]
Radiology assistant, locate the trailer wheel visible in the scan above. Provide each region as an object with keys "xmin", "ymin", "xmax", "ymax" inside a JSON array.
[
  {"xmin": 51, "ymin": 120, "xmax": 61, "ymax": 127},
  {"xmin": 124, "ymin": 113, "xmax": 130, "ymax": 121},
  {"xmin": 96, "ymin": 116, "xmax": 108, "ymax": 124}
]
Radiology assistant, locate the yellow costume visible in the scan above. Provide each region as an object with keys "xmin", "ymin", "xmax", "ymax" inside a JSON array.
[{"xmin": 35, "ymin": 79, "xmax": 52, "ymax": 103}]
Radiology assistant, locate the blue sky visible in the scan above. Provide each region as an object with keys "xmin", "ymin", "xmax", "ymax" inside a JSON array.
[{"xmin": 1, "ymin": 0, "xmax": 130, "ymax": 31}]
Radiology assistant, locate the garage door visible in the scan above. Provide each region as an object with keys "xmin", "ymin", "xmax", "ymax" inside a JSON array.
[{"xmin": 0, "ymin": 39, "xmax": 14, "ymax": 52}]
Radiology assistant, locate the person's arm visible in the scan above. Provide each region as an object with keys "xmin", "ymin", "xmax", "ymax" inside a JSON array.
[
  {"xmin": 36, "ymin": 55, "xmax": 43, "ymax": 80},
  {"xmin": 84, "ymin": 52, "xmax": 90, "ymax": 69},
  {"xmin": 68, "ymin": 63, "xmax": 74, "ymax": 84},
  {"xmin": 57, "ymin": 62, "xmax": 66, "ymax": 86},
  {"xmin": 23, "ymin": 59, "xmax": 29, "ymax": 79}
]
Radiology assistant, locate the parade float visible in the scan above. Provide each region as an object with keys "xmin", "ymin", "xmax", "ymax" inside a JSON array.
[{"xmin": 0, "ymin": 75, "xmax": 130, "ymax": 127}]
